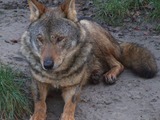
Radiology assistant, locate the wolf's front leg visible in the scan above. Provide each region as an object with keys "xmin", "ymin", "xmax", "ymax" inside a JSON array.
[
  {"xmin": 61, "ymin": 86, "xmax": 81, "ymax": 120},
  {"xmin": 30, "ymin": 80, "xmax": 49, "ymax": 120},
  {"xmin": 103, "ymin": 55, "xmax": 124, "ymax": 84}
]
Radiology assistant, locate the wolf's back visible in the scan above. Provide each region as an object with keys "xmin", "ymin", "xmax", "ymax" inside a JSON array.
[{"xmin": 120, "ymin": 43, "xmax": 157, "ymax": 78}]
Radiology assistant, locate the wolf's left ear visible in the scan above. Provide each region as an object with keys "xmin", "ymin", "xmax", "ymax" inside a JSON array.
[
  {"xmin": 28, "ymin": 0, "xmax": 46, "ymax": 22},
  {"xmin": 61, "ymin": 0, "xmax": 77, "ymax": 22}
]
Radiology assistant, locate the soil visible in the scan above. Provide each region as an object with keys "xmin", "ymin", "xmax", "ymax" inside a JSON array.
[{"xmin": 0, "ymin": 0, "xmax": 160, "ymax": 120}]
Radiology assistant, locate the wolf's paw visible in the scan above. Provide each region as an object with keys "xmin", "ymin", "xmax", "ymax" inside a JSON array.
[
  {"xmin": 60, "ymin": 113, "xmax": 75, "ymax": 120},
  {"xmin": 90, "ymin": 70, "xmax": 101, "ymax": 84},
  {"xmin": 30, "ymin": 113, "xmax": 46, "ymax": 120},
  {"xmin": 103, "ymin": 73, "xmax": 117, "ymax": 85}
]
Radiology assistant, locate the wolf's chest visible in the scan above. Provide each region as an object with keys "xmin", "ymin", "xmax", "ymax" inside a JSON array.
[{"xmin": 30, "ymin": 64, "xmax": 89, "ymax": 88}]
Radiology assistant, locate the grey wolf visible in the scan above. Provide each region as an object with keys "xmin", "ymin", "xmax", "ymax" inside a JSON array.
[{"xmin": 21, "ymin": 0, "xmax": 157, "ymax": 119}]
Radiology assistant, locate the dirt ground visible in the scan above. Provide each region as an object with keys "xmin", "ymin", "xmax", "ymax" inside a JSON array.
[{"xmin": 0, "ymin": 0, "xmax": 160, "ymax": 120}]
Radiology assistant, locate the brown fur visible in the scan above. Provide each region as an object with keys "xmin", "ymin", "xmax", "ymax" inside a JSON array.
[
  {"xmin": 21, "ymin": 0, "xmax": 157, "ymax": 120},
  {"xmin": 120, "ymin": 43, "xmax": 157, "ymax": 78}
]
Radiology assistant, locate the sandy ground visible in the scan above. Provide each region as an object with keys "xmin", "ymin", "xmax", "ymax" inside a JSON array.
[{"xmin": 0, "ymin": 1, "xmax": 160, "ymax": 120}]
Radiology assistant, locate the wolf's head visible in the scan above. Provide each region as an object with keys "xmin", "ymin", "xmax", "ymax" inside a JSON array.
[{"xmin": 26, "ymin": 0, "xmax": 83, "ymax": 70}]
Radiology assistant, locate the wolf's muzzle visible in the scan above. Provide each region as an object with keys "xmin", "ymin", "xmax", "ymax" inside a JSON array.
[{"xmin": 43, "ymin": 58, "xmax": 54, "ymax": 70}]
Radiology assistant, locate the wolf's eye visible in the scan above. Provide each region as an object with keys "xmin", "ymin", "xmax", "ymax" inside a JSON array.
[
  {"xmin": 37, "ymin": 34, "xmax": 43, "ymax": 44},
  {"xmin": 56, "ymin": 36, "xmax": 65, "ymax": 43},
  {"xmin": 51, "ymin": 34, "xmax": 65, "ymax": 43}
]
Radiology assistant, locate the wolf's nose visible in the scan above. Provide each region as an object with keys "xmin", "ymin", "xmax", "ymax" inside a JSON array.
[{"xmin": 43, "ymin": 58, "xmax": 54, "ymax": 70}]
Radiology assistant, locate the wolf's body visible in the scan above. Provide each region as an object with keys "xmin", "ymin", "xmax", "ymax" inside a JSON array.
[{"xmin": 21, "ymin": 0, "xmax": 157, "ymax": 120}]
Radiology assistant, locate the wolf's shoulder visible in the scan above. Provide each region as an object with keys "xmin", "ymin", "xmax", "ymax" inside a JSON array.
[{"xmin": 79, "ymin": 18, "xmax": 101, "ymax": 32}]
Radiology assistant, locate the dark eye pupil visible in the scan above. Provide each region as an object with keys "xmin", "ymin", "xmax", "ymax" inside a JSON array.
[
  {"xmin": 57, "ymin": 38, "xmax": 61, "ymax": 41},
  {"xmin": 37, "ymin": 35, "xmax": 43, "ymax": 43},
  {"xmin": 57, "ymin": 37, "xmax": 64, "ymax": 42}
]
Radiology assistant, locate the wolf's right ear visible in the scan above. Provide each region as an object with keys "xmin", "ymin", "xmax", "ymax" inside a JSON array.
[{"xmin": 28, "ymin": 0, "xmax": 46, "ymax": 22}]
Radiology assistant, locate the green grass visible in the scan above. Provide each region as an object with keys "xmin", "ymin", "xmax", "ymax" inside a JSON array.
[
  {"xmin": 92, "ymin": 0, "xmax": 160, "ymax": 26},
  {"xmin": 0, "ymin": 65, "xmax": 31, "ymax": 120},
  {"xmin": 93, "ymin": 0, "xmax": 130, "ymax": 25},
  {"xmin": 150, "ymin": 0, "xmax": 160, "ymax": 19},
  {"xmin": 155, "ymin": 24, "xmax": 160, "ymax": 33}
]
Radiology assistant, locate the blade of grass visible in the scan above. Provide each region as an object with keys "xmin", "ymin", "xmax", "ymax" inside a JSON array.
[{"xmin": 0, "ymin": 65, "xmax": 31, "ymax": 120}]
